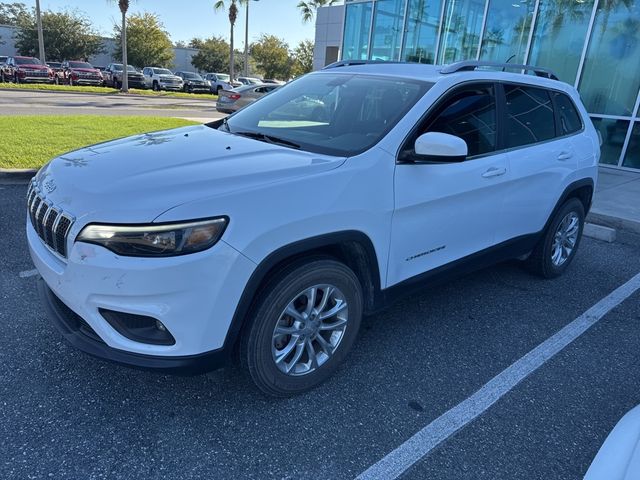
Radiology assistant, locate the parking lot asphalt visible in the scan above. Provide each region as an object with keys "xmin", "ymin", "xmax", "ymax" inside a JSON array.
[
  {"xmin": 0, "ymin": 89, "xmax": 224, "ymax": 121},
  {"xmin": 2, "ymin": 182, "xmax": 640, "ymax": 480}
]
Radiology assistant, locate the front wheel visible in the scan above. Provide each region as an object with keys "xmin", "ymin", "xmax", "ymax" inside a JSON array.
[
  {"xmin": 241, "ymin": 258, "xmax": 363, "ymax": 397},
  {"xmin": 525, "ymin": 198, "xmax": 585, "ymax": 278}
]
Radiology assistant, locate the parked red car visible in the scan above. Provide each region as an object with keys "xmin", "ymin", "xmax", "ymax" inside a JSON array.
[
  {"xmin": 0, "ymin": 56, "xmax": 53, "ymax": 84},
  {"xmin": 59, "ymin": 60, "xmax": 104, "ymax": 86}
]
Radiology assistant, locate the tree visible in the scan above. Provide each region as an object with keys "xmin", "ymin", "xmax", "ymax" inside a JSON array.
[
  {"xmin": 174, "ymin": 40, "xmax": 187, "ymax": 48},
  {"xmin": 297, "ymin": 0, "xmax": 339, "ymax": 23},
  {"xmin": 0, "ymin": 2, "xmax": 29, "ymax": 25},
  {"xmin": 190, "ymin": 36, "xmax": 231, "ymax": 73},
  {"xmin": 291, "ymin": 39, "xmax": 314, "ymax": 77},
  {"xmin": 213, "ymin": 0, "xmax": 246, "ymax": 80},
  {"xmin": 251, "ymin": 34, "xmax": 291, "ymax": 80},
  {"xmin": 113, "ymin": 13, "xmax": 174, "ymax": 68},
  {"xmin": 114, "ymin": 0, "xmax": 130, "ymax": 92},
  {"xmin": 14, "ymin": 9, "xmax": 103, "ymax": 61}
]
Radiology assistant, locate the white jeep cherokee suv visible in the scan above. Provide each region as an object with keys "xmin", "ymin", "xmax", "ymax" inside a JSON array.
[{"xmin": 28, "ymin": 60, "xmax": 600, "ymax": 396}]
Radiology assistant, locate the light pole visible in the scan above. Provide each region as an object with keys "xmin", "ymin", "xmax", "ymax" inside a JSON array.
[
  {"xmin": 244, "ymin": 0, "xmax": 259, "ymax": 77},
  {"xmin": 35, "ymin": 0, "xmax": 45, "ymax": 63}
]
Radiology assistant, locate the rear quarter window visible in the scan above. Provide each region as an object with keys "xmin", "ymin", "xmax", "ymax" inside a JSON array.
[{"xmin": 553, "ymin": 92, "xmax": 583, "ymax": 135}]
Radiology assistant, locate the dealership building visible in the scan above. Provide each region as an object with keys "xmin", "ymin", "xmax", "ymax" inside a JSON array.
[{"xmin": 314, "ymin": 0, "xmax": 640, "ymax": 171}]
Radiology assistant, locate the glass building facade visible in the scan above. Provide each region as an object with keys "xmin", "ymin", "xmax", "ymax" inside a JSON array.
[{"xmin": 341, "ymin": 0, "xmax": 640, "ymax": 170}]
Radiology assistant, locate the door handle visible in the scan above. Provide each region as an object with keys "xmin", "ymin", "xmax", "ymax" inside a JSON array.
[
  {"xmin": 557, "ymin": 151, "xmax": 573, "ymax": 161},
  {"xmin": 481, "ymin": 167, "xmax": 507, "ymax": 178}
]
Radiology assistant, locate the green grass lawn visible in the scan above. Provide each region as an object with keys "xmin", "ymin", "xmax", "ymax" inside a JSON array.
[
  {"xmin": 0, "ymin": 82, "xmax": 217, "ymax": 100},
  {"xmin": 0, "ymin": 115, "xmax": 199, "ymax": 169}
]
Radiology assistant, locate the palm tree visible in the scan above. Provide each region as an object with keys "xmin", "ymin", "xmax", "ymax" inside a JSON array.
[
  {"xmin": 297, "ymin": 0, "xmax": 339, "ymax": 24},
  {"xmin": 110, "ymin": 0, "xmax": 130, "ymax": 92},
  {"xmin": 214, "ymin": 0, "xmax": 246, "ymax": 82}
]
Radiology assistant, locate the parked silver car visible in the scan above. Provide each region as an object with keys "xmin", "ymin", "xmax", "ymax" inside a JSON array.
[
  {"xmin": 215, "ymin": 83, "xmax": 279, "ymax": 113},
  {"xmin": 142, "ymin": 67, "xmax": 183, "ymax": 91}
]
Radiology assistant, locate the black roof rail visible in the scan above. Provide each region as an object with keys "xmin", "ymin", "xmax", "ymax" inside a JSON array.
[
  {"xmin": 440, "ymin": 60, "xmax": 559, "ymax": 80},
  {"xmin": 323, "ymin": 60, "xmax": 407, "ymax": 69}
]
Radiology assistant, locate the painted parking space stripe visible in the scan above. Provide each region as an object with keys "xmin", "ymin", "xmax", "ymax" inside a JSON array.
[
  {"xmin": 356, "ymin": 272, "xmax": 640, "ymax": 480},
  {"xmin": 18, "ymin": 269, "xmax": 39, "ymax": 278}
]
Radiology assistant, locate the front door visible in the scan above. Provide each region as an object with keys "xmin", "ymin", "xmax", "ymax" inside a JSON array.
[{"xmin": 388, "ymin": 83, "xmax": 510, "ymax": 287}]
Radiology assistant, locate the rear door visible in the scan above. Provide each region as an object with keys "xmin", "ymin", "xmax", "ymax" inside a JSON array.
[{"xmin": 497, "ymin": 83, "xmax": 578, "ymax": 242}]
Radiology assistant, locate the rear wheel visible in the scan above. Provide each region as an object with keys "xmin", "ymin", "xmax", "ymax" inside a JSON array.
[
  {"xmin": 153, "ymin": 81, "xmax": 160, "ymax": 91},
  {"xmin": 240, "ymin": 258, "xmax": 363, "ymax": 397},
  {"xmin": 525, "ymin": 198, "xmax": 585, "ymax": 278}
]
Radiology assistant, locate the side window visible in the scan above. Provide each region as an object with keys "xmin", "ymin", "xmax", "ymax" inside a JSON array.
[
  {"xmin": 424, "ymin": 83, "xmax": 497, "ymax": 157},
  {"xmin": 503, "ymin": 84, "xmax": 555, "ymax": 148},
  {"xmin": 553, "ymin": 92, "xmax": 583, "ymax": 135}
]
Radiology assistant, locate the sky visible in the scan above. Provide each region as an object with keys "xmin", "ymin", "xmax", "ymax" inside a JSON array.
[{"xmin": 20, "ymin": 0, "xmax": 319, "ymax": 49}]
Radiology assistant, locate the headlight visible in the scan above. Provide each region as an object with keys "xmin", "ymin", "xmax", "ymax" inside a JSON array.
[{"xmin": 76, "ymin": 217, "xmax": 228, "ymax": 257}]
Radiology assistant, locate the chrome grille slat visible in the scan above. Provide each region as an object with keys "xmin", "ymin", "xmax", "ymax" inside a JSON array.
[{"xmin": 26, "ymin": 182, "xmax": 74, "ymax": 259}]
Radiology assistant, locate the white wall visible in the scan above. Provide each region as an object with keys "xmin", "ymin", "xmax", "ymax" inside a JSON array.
[{"xmin": 313, "ymin": 5, "xmax": 345, "ymax": 71}]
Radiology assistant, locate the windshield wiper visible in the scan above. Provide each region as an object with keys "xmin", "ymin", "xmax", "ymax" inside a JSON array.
[{"xmin": 234, "ymin": 131, "xmax": 301, "ymax": 149}]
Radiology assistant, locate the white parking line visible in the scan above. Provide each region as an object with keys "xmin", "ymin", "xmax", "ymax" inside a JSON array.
[
  {"xmin": 356, "ymin": 272, "xmax": 640, "ymax": 480},
  {"xmin": 18, "ymin": 269, "xmax": 39, "ymax": 278}
]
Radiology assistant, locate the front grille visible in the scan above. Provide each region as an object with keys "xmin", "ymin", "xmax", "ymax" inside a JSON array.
[
  {"xmin": 26, "ymin": 70, "xmax": 48, "ymax": 77},
  {"xmin": 27, "ymin": 181, "xmax": 74, "ymax": 258}
]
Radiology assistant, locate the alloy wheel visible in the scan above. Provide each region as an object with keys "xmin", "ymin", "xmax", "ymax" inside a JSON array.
[
  {"xmin": 551, "ymin": 211, "xmax": 580, "ymax": 266},
  {"xmin": 271, "ymin": 284, "xmax": 348, "ymax": 376}
]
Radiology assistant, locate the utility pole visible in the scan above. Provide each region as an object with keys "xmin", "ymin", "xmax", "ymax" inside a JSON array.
[
  {"xmin": 244, "ymin": 0, "xmax": 259, "ymax": 77},
  {"xmin": 35, "ymin": 0, "xmax": 45, "ymax": 63},
  {"xmin": 121, "ymin": 9, "xmax": 128, "ymax": 92}
]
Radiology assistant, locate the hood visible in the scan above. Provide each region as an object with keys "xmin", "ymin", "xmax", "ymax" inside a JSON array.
[
  {"xmin": 35, "ymin": 125, "xmax": 346, "ymax": 223},
  {"xmin": 71, "ymin": 68, "xmax": 100, "ymax": 74},
  {"xmin": 18, "ymin": 64, "xmax": 47, "ymax": 70},
  {"xmin": 159, "ymin": 74, "xmax": 181, "ymax": 80}
]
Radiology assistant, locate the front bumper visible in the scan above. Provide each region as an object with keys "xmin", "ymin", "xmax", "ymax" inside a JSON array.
[
  {"xmin": 159, "ymin": 81, "xmax": 183, "ymax": 91},
  {"xmin": 28, "ymin": 219, "xmax": 256, "ymax": 369},
  {"xmin": 38, "ymin": 279, "xmax": 226, "ymax": 374},
  {"xmin": 21, "ymin": 76, "xmax": 54, "ymax": 83},
  {"xmin": 74, "ymin": 78, "xmax": 103, "ymax": 86}
]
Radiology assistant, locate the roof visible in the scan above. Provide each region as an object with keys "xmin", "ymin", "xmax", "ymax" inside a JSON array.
[{"xmin": 317, "ymin": 60, "xmax": 573, "ymax": 93}]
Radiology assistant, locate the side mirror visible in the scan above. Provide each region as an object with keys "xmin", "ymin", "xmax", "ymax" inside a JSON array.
[{"xmin": 414, "ymin": 132, "xmax": 468, "ymax": 163}]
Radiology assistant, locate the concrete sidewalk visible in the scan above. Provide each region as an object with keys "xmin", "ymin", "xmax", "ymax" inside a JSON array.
[{"xmin": 589, "ymin": 167, "xmax": 640, "ymax": 234}]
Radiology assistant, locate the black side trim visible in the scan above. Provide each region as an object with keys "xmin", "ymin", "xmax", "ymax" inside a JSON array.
[
  {"xmin": 221, "ymin": 231, "xmax": 382, "ymax": 352},
  {"xmin": 376, "ymin": 233, "xmax": 541, "ymax": 309},
  {"xmin": 548, "ymin": 178, "xmax": 595, "ymax": 222},
  {"xmin": 39, "ymin": 279, "xmax": 226, "ymax": 375}
]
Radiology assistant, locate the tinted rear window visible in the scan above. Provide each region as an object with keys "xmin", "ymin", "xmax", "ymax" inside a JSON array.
[{"xmin": 504, "ymin": 84, "xmax": 555, "ymax": 148}]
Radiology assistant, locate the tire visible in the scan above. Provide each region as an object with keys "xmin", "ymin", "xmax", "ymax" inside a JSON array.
[
  {"xmin": 153, "ymin": 81, "xmax": 159, "ymax": 91},
  {"xmin": 240, "ymin": 257, "xmax": 363, "ymax": 397},
  {"xmin": 54, "ymin": 76, "xmax": 59, "ymax": 85},
  {"xmin": 68, "ymin": 77, "xmax": 74, "ymax": 87},
  {"xmin": 114, "ymin": 78, "xmax": 120, "ymax": 89},
  {"xmin": 525, "ymin": 198, "xmax": 585, "ymax": 279},
  {"xmin": 216, "ymin": 86, "xmax": 222, "ymax": 95}
]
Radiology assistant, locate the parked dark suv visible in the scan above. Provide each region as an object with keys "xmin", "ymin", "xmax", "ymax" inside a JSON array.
[
  {"xmin": 174, "ymin": 71, "xmax": 210, "ymax": 93},
  {"xmin": 104, "ymin": 63, "xmax": 146, "ymax": 89}
]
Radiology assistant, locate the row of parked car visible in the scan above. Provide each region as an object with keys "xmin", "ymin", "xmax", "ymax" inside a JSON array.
[{"xmin": 0, "ymin": 55, "xmax": 284, "ymax": 95}]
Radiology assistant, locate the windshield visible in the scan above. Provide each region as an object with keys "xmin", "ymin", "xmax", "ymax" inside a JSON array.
[
  {"xmin": 47, "ymin": 62, "xmax": 61, "ymax": 68},
  {"xmin": 222, "ymin": 73, "xmax": 432, "ymax": 157},
  {"xmin": 153, "ymin": 68, "xmax": 173, "ymax": 75},
  {"xmin": 69, "ymin": 61, "xmax": 92, "ymax": 69},
  {"xmin": 183, "ymin": 72, "xmax": 203, "ymax": 80},
  {"xmin": 217, "ymin": 74, "xmax": 230, "ymax": 81},
  {"xmin": 16, "ymin": 57, "xmax": 41, "ymax": 65},
  {"xmin": 113, "ymin": 64, "xmax": 136, "ymax": 72}
]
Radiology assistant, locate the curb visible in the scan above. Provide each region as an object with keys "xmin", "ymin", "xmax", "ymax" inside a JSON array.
[
  {"xmin": 0, "ymin": 168, "xmax": 36, "ymax": 183},
  {"xmin": 583, "ymin": 223, "xmax": 616, "ymax": 243},
  {"xmin": 587, "ymin": 211, "xmax": 640, "ymax": 236}
]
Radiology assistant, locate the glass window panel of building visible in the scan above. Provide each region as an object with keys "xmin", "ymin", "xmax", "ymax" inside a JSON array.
[
  {"xmin": 622, "ymin": 122, "xmax": 640, "ymax": 169},
  {"xmin": 527, "ymin": 0, "xmax": 594, "ymax": 84},
  {"xmin": 438, "ymin": 0, "xmax": 487, "ymax": 63},
  {"xmin": 591, "ymin": 117, "xmax": 629, "ymax": 166},
  {"xmin": 402, "ymin": 0, "xmax": 444, "ymax": 64},
  {"xmin": 342, "ymin": 1, "xmax": 373, "ymax": 60},
  {"xmin": 371, "ymin": 0, "xmax": 407, "ymax": 61},
  {"xmin": 479, "ymin": 0, "xmax": 535, "ymax": 64},
  {"xmin": 578, "ymin": 2, "xmax": 640, "ymax": 116}
]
